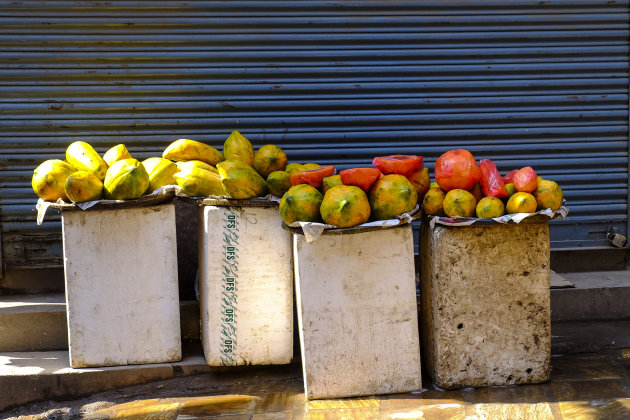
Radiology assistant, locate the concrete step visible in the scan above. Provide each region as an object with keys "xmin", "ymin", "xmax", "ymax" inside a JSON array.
[
  {"xmin": 0, "ymin": 341, "xmax": 214, "ymax": 412},
  {"xmin": 0, "ymin": 294, "xmax": 67, "ymax": 352},
  {"xmin": 0, "ymin": 295, "xmax": 200, "ymax": 352},
  {"xmin": 551, "ymin": 319, "xmax": 630, "ymax": 355},
  {"xmin": 550, "ymin": 270, "xmax": 630, "ymax": 322}
]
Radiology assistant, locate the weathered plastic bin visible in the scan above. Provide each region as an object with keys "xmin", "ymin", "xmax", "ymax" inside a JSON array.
[
  {"xmin": 419, "ymin": 218, "xmax": 551, "ymax": 389},
  {"xmin": 59, "ymin": 194, "xmax": 181, "ymax": 368},
  {"xmin": 198, "ymin": 198, "xmax": 293, "ymax": 366},
  {"xmin": 291, "ymin": 223, "xmax": 422, "ymax": 399}
]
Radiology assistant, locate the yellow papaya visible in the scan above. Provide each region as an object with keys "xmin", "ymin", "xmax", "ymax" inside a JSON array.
[
  {"xmin": 285, "ymin": 162, "xmax": 304, "ymax": 175},
  {"xmin": 266, "ymin": 171, "xmax": 292, "ymax": 197},
  {"xmin": 163, "ymin": 139, "xmax": 224, "ymax": 166},
  {"xmin": 175, "ymin": 160, "xmax": 218, "ymax": 174},
  {"xmin": 142, "ymin": 157, "xmax": 179, "ymax": 192},
  {"xmin": 223, "ymin": 130, "xmax": 255, "ymax": 166},
  {"xmin": 103, "ymin": 158, "xmax": 150, "ymax": 200},
  {"xmin": 286, "ymin": 163, "xmax": 320, "ymax": 175},
  {"xmin": 32, "ymin": 159, "xmax": 77, "ymax": 202},
  {"xmin": 174, "ymin": 167, "xmax": 227, "ymax": 197},
  {"xmin": 253, "ymin": 144, "xmax": 288, "ymax": 177},
  {"xmin": 64, "ymin": 171, "xmax": 103, "ymax": 203},
  {"xmin": 103, "ymin": 144, "xmax": 132, "ymax": 167},
  {"xmin": 66, "ymin": 141, "xmax": 108, "ymax": 181},
  {"xmin": 216, "ymin": 159, "xmax": 267, "ymax": 199}
]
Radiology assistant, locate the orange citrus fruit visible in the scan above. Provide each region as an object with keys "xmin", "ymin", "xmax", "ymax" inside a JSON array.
[
  {"xmin": 422, "ymin": 187, "xmax": 446, "ymax": 216},
  {"xmin": 475, "ymin": 196, "xmax": 505, "ymax": 219},
  {"xmin": 443, "ymin": 189, "xmax": 476, "ymax": 217},
  {"xmin": 535, "ymin": 179, "xmax": 563, "ymax": 211},
  {"xmin": 506, "ymin": 192, "xmax": 537, "ymax": 214}
]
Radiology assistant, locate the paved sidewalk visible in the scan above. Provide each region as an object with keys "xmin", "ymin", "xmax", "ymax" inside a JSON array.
[{"xmin": 3, "ymin": 348, "xmax": 630, "ymax": 419}]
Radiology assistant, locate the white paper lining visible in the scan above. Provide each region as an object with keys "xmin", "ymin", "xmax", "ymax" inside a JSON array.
[
  {"xmin": 428, "ymin": 205, "xmax": 569, "ymax": 229},
  {"xmin": 289, "ymin": 205, "xmax": 420, "ymax": 243}
]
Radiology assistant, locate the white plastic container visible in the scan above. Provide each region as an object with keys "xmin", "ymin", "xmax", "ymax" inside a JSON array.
[
  {"xmin": 292, "ymin": 224, "xmax": 421, "ymax": 399},
  {"xmin": 62, "ymin": 202, "xmax": 181, "ymax": 368},
  {"xmin": 198, "ymin": 199, "xmax": 293, "ymax": 366}
]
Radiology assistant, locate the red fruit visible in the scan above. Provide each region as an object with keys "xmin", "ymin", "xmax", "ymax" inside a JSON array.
[
  {"xmin": 513, "ymin": 166, "xmax": 538, "ymax": 193},
  {"xmin": 479, "ymin": 159, "xmax": 508, "ymax": 198},
  {"xmin": 503, "ymin": 169, "xmax": 518, "ymax": 185},
  {"xmin": 290, "ymin": 165, "xmax": 336, "ymax": 188},
  {"xmin": 340, "ymin": 167, "xmax": 382, "ymax": 191},
  {"xmin": 434, "ymin": 149, "xmax": 481, "ymax": 191},
  {"xmin": 372, "ymin": 155, "xmax": 423, "ymax": 176}
]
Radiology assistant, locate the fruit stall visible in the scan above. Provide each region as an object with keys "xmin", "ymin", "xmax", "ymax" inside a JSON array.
[{"xmin": 31, "ymin": 129, "xmax": 569, "ymax": 395}]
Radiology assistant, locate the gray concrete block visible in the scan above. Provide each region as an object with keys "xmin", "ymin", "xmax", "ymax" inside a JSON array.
[{"xmin": 419, "ymin": 222, "xmax": 551, "ymax": 389}]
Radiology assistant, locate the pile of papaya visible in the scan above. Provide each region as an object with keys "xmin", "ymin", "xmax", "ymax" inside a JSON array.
[
  {"xmin": 279, "ymin": 155, "xmax": 424, "ymax": 228},
  {"xmin": 423, "ymin": 149, "xmax": 564, "ymax": 219},
  {"xmin": 31, "ymin": 135, "xmax": 563, "ymax": 228},
  {"xmin": 31, "ymin": 131, "xmax": 287, "ymax": 203}
]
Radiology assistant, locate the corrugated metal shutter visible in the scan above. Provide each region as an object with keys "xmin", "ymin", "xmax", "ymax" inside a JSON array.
[{"xmin": 0, "ymin": 0, "xmax": 628, "ymax": 270}]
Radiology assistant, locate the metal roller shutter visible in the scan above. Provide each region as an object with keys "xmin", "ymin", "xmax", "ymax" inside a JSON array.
[{"xmin": 0, "ymin": 0, "xmax": 628, "ymax": 270}]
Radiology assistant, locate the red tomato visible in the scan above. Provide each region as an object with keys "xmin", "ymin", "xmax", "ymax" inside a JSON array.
[
  {"xmin": 339, "ymin": 168, "xmax": 382, "ymax": 191},
  {"xmin": 372, "ymin": 155, "xmax": 423, "ymax": 176},
  {"xmin": 479, "ymin": 159, "xmax": 508, "ymax": 198},
  {"xmin": 434, "ymin": 149, "xmax": 480, "ymax": 191},
  {"xmin": 503, "ymin": 169, "xmax": 519, "ymax": 185},
  {"xmin": 290, "ymin": 165, "xmax": 336, "ymax": 188}
]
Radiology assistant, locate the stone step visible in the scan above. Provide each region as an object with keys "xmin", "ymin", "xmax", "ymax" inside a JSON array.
[
  {"xmin": 0, "ymin": 341, "xmax": 214, "ymax": 412},
  {"xmin": 550, "ymin": 270, "xmax": 630, "ymax": 322},
  {"xmin": 0, "ymin": 294, "xmax": 67, "ymax": 352},
  {"xmin": 0, "ymin": 295, "xmax": 200, "ymax": 352}
]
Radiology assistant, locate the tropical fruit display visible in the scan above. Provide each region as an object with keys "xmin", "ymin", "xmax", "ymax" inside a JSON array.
[
  {"xmin": 420, "ymin": 148, "xmax": 565, "ymax": 220},
  {"xmin": 31, "ymin": 137, "xmax": 565, "ymax": 225}
]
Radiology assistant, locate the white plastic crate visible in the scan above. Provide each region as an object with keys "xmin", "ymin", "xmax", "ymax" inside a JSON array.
[
  {"xmin": 63, "ymin": 203, "xmax": 181, "ymax": 368},
  {"xmin": 293, "ymin": 224, "xmax": 421, "ymax": 399},
  {"xmin": 199, "ymin": 200, "xmax": 293, "ymax": 366}
]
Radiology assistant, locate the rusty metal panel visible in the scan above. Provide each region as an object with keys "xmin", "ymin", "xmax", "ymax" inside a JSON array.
[{"xmin": 0, "ymin": 0, "xmax": 628, "ymax": 269}]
